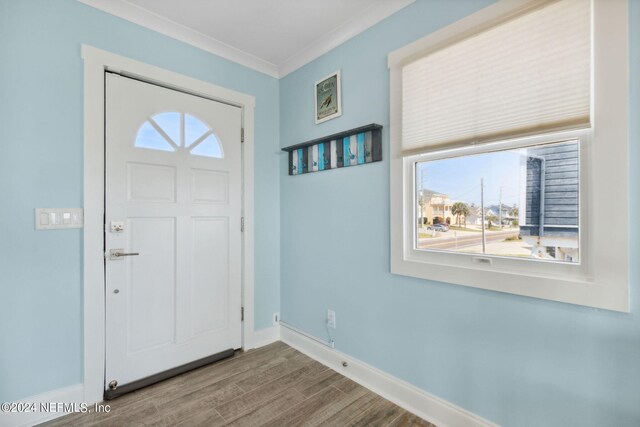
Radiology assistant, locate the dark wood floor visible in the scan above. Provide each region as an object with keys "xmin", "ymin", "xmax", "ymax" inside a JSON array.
[{"xmin": 40, "ymin": 341, "xmax": 433, "ymax": 426}]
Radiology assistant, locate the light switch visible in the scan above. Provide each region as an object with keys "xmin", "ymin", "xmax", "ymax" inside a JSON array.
[{"xmin": 36, "ymin": 208, "xmax": 84, "ymax": 230}]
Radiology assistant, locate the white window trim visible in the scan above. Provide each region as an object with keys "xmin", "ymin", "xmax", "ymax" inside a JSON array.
[
  {"xmin": 388, "ymin": 0, "xmax": 629, "ymax": 312},
  {"xmin": 81, "ymin": 45, "xmax": 257, "ymax": 404}
]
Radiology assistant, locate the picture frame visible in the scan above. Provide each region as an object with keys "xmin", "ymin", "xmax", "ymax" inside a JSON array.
[{"xmin": 315, "ymin": 70, "xmax": 342, "ymax": 124}]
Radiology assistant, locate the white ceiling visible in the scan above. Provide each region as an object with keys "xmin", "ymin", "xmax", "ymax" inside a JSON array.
[{"xmin": 78, "ymin": 0, "xmax": 415, "ymax": 78}]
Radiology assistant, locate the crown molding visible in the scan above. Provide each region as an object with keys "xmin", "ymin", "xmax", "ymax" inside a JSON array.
[
  {"xmin": 278, "ymin": 0, "xmax": 415, "ymax": 77},
  {"xmin": 77, "ymin": 0, "xmax": 280, "ymax": 78},
  {"xmin": 78, "ymin": 0, "xmax": 415, "ymax": 79}
]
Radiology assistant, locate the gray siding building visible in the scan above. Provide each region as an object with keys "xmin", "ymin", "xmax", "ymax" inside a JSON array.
[{"xmin": 520, "ymin": 141, "xmax": 580, "ymax": 261}]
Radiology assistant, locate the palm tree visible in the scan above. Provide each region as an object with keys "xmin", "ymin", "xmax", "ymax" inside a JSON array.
[
  {"xmin": 508, "ymin": 205, "xmax": 519, "ymax": 227},
  {"xmin": 486, "ymin": 212, "xmax": 498, "ymax": 229},
  {"xmin": 451, "ymin": 202, "xmax": 470, "ymax": 227}
]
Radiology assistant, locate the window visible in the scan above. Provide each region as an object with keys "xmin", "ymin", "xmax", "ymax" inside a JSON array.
[
  {"xmin": 135, "ymin": 112, "xmax": 224, "ymax": 158},
  {"xmin": 388, "ymin": 0, "xmax": 629, "ymax": 311},
  {"xmin": 416, "ymin": 138, "xmax": 580, "ymax": 264}
]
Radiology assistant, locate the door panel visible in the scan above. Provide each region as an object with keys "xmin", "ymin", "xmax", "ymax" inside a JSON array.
[
  {"xmin": 127, "ymin": 163, "xmax": 177, "ymax": 202},
  {"xmin": 191, "ymin": 217, "xmax": 229, "ymax": 336},
  {"xmin": 105, "ymin": 73, "xmax": 242, "ymax": 390},
  {"xmin": 127, "ymin": 217, "xmax": 176, "ymax": 353},
  {"xmin": 191, "ymin": 169, "xmax": 228, "ymax": 204}
]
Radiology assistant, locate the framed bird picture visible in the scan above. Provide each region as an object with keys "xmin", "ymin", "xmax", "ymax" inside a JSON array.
[{"xmin": 315, "ymin": 70, "xmax": 342, "ymax": 124}]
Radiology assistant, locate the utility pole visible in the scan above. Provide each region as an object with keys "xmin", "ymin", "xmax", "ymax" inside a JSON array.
[
  {"xmin": 499, "ymin": 186, "xmax": 503, "ymax": 229},
  {"xmin": 481, "ymin": 178, "xmax": 486, "ymax": 254}
]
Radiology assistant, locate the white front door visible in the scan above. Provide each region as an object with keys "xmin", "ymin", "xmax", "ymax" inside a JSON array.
[{"xmin": 104, "ymin": 73, "xmax": 242, "ymax": 391}]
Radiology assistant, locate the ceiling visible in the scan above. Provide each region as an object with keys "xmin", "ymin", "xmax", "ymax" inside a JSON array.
[{"xmin": 78, "ymin": 0, "xmax": 415, "ymax": 78}]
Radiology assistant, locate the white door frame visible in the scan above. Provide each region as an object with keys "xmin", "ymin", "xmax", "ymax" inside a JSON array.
[{"xmin": 81, "ymin": 45, "xmax": 256, "ymax": 404}]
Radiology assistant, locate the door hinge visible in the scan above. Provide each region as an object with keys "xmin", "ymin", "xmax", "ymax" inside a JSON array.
[
  {"xmin": 241, "ymin": 307, "xmax": 244, "ymax": 321},
  {"xmin": 241, "ymin": 217, "xmax": 245, "ymax": 232},
  {"xmin": 241, "ymin": 128, "xmax": 245, "ymax": 143}
]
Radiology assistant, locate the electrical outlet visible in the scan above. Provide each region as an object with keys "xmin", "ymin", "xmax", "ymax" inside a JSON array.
[
  {"xmin": 327, "ymin": 309, "xmax": 336, "ymax": 329},
  {"xmin": 273, "ymin": 312, "xmax": 280, "ymax": 325}
]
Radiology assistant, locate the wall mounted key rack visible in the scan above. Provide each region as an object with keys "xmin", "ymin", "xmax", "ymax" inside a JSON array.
[{"xmin": 282, "ymin": 124, "xmax": 382, "ymax": 175}]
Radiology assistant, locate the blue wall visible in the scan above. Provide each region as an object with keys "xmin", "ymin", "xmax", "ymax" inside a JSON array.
[
  {"xmin": 2, "ymin": 0, "xmax": 639, "ymax": 423},
  {"xmin": 0, "ymin": 0, "xmax": 280, "ymax": 402},
  {"xmin": 280, "ymin": 0, "xmax": 640, "ymax": 426}
]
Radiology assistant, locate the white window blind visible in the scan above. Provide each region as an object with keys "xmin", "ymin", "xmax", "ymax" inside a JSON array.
[{"xmin": 402, "ymin": 0, "xmax": 591, "ymax": 153}]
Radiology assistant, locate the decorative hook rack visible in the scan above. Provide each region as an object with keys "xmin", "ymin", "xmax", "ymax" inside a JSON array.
[{"xmin": 282, "ymin": 124, "xmax": 383, "ymax": 175}]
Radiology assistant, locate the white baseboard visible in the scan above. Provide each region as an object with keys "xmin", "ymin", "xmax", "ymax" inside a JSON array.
[
  {"xmin": 0, "ymin": 384, "xmax": 84, "ymax": 427},
  {"xmin": 246, "ymin": 324, "xmax": 281, "ymax": 349},
  {"xmin": 280, "ymin": 324, "xmax": 496, "ymax": 427}
]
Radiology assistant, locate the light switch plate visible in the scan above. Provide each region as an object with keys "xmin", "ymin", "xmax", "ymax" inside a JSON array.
[{"xmin": 35, "ymin": 208, "xmax": 84, "ymax": 230}]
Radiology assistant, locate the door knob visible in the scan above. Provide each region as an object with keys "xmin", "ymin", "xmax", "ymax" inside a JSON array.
[{"xmin": 109, "ymin": 249, "xmax": 140, "ymax": 260}]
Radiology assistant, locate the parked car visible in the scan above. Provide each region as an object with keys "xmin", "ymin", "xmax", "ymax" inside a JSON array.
[{"xmin": 427, "ymin": 224, "xmax": 449, "ymax": 231}]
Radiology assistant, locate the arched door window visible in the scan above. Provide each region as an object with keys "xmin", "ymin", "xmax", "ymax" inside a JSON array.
[{"xmin": 134, "ymin": 112, "xmax": 223, "ymax": 158}]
